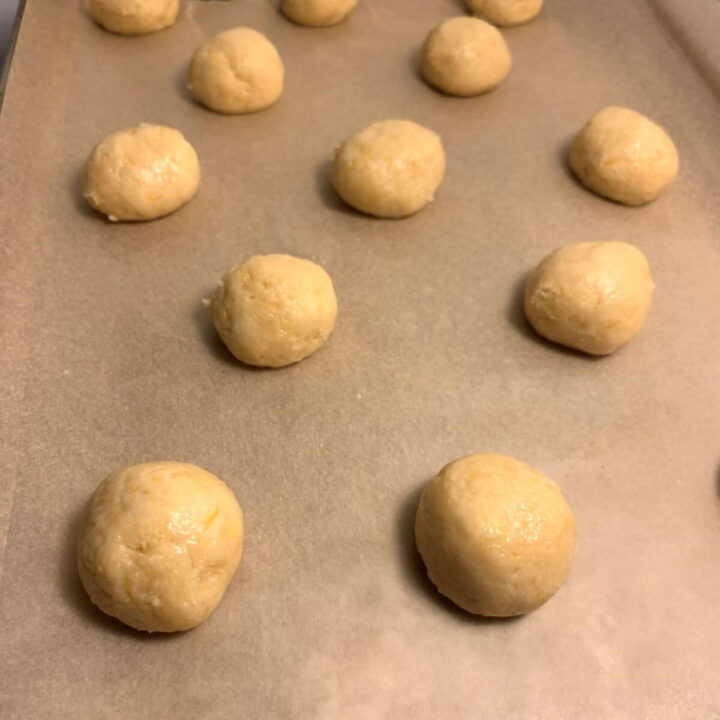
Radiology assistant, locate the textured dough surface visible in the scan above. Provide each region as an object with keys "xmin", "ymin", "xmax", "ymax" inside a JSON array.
[
  {"xmin": 569, "ymin": 106, "xmax": 679, "ymax": 206},
  {"xmin": 83, "ymin": 124, "xmax": 200, "ymax": 222},
  {"xmin": 332, "ymin": 119, "xmax": 446, "ymax": 218},
  {"xmin": 465, "ymin": 0, "xmax": 543, "ymax": 26},
  {"xmin": 280, "ymin": 0, "xmax": 357, "ymax": 27},
  {"xmin": 88, "ymin": 0, "xmax": 179, "ymax": 35},
  {"xmin": 77, "ymin": 462, "xmax": 244, "ymax": 633},
  {"xmin": 211, "ymin": 254, "xmax": 338, "ymax": 368},
  {"xmin": 415, "ymin": 454, "xmax": 576, "ymax": 617},
  {"xmin": 421, "ymin": 16, "xmax": 511, "ymax": 96},
  {"xmin": 524, "ymin": 241, "xmax": 655, "ymax": 355},
  {"xmin": 189, "ymin": 28, "xmax": 284, "ymax": 114}
]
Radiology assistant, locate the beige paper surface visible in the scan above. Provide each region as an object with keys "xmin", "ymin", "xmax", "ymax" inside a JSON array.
[{"xmin": 1, "ymin": 1, "xmax": 719, "ymax": 717}]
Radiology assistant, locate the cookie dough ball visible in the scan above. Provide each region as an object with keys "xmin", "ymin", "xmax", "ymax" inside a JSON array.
[
  {"xmin": 189, "ymin": 28, "xmax": 284, "ymax": 114},
  {"xmin": 466, "ymin": 0, "xmax": 543, "ymax": 26},
  {"xmin": 524, "ymin": 241, "xmax": 655, "ymax": 355},
  {"xmin": 88, "ymin": 0, "xmax": 179, "ymax": 35},
  {"xmin": 421, "ymin": 17, "xmax": 511, "ymax": 96},
  {"xmin": 83, "ymin": 124, "xmax": 200, "ymax": 222},
  {"xmin": 77, "ymin": 462, "xmax": 244, "ymax": 633},
  {"xmin": 332, "ymin": 120, "xmax": 446, "ymax": 218},
  {"xmin": 211, "ymin": 254, "xmax": 338, "ymax": 368},
  {"xmin": 415, "ymin": 454, "xmax": 576, "ymax": 617},
  {"xmin": 280, "ymin": 0, "xmax": 357, "ymax": 27},
  {"xmin": 569, "ymin": 107, "xmax": 679, "ymax": 206}
]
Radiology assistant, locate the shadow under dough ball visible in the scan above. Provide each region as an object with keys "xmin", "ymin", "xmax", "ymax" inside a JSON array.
[
  {"xmin": 415, "ymin": 453, "xmax": 576, "ymax": 617},
  {"xmin": 465, "ymin": 0, "xmax": 543, "ymax": 26},
  {"xmin": 280, "ymin": 0, "xmax": 357, "ymax": 27},
  {"xmin": 88, "ymin": 0, "xmax": 179, "ymax": 35}
]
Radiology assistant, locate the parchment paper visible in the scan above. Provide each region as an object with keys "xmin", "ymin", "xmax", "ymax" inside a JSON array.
[{"xmin": 1, "ymin": 1, "xmax": 719, "ymax": 718}]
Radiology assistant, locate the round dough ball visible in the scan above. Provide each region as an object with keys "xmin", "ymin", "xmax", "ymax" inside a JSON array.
[
  {"xmin": 415, "ymin": 453, "xmax": 576, "ymax": 617},
  {"xmin": 83, "ymin": 124, "xmax": 200, "ymax": 222},
  {"xmin": 524, "ymin": 241, "xmax": 655, "ymax": 355},
  {"xmin": 466, "ymin": 0, "xmax": 543, "ymax": 26},
  {"xmin": 211, "ymin": 254, "xmax": 338, "ymax": 368},
  {"xmin": 569, "ymin": 106, "xmax": 679, "ymax": 206},
  {"xmin": 421, "ymin": 17, "xmax": 512, "ymax": 96},
  {"xmin": 332, "ymin": 119, "xmax": 446, "ymax": 218},
  {"xmin": 88, "ymin": 0, "xmax": 179, "ymax": 36},
  {"xmin": 280, "ymin": 0, "xmax": 357, "ymax": 27},
  {"xmin": 189, "ymin": 28, "xmax": 284, "ymax": 114},
  {"xmin": 77, "ymin": 462, "xmax": 244, "ymax": 633}
]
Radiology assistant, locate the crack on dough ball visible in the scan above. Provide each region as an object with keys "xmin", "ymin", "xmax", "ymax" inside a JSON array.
[
  {"xmin": 280, "ymin": 0, "xmax": 357, "ymax": 27},
  {"xmin": 415, "ymin": 453, "xmax": 576, "ymax": 617},
  {"xmin": 83, "ymin": 124, "xmax": 200, "ymax": 222},
  {"xmin": 421, "ymin": 16, "xmax": 512, "ymax": 96},
  {"xmin": 465, "ymin": 0, "xmax": 543, "ymax": 26},
  {"xmin": 332, "ymin": 119, "xmax": 446, "ymax": 218},
  {"xmin": 210, "ymin": 254, "xmax": 338, "ymax": 368},
  {"xmin": 88, "ymin": 0, "xmax": 179, "ymax": 35},
  {"xmin": 569, "ymin": 106, "xmax": 679, "ymax": 206},
  {"xmin": 77, "ymin": 462, "xmax": 244, "ymax": 633},
  {"xmin": 189, "ymin": 28, "xmax": 285, "ymax": 114},
  {"xmin": 524, "ymin": 241, "xmax": 655, "ymax": 355}
]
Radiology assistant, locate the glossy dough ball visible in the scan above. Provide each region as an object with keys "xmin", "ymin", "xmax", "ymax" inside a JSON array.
[
  {"xmin": 83, "ymin": 124, "xmax": 200, "ymax": 222},
  {"xmin": 415, "ymin": 454, "xmax": 576, "ymax": 617},
  {"xmin": 466, "ymin": 0, "xmax": 543, "ymax": 26},
  {"xmin": 524, "ymin": 241, "xmax": 655, "ymax": 355},
  {"xmin": 77, "ymin": 462, "xmax": 244, "ymax": 633},
  {"xmin": 569, "ymin": 106, "xmax": 679, "ymax": 206},
  {"xmin": 421, "ymin": 17, "xmax": 511, "ymax": 96},
  {"xmin": 189, "ymin": 28, "xmax": 284, "ymax": 114},
  {"xmin": 332, "ymin": 119, "xmax": 446, "ymax": 218},
  {"xmin": 280, "ymin": 0, "xmax": 357, "ymax": 27},
  {"xmin": 88, "ymin": 0, "xmax": 179, "ymax": 35},
  {"xmin": 211, "ymin": 254, "xmax": 338, "ymax": 368}
]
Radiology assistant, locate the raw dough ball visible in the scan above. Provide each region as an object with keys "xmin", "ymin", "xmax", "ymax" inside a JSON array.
[
  {"xmin": 88, "ymin": 0, "xmax": 179, "ymax": 35},
  {"xmin": 189, "ymin": 28, "xmax": 284, "ymax": 114},
  {"xmin": 415, "ymin": 453, "xmax": 576, "ymax": 617},
  {"xmin": 421, "ymin": 16, "xmax": 512, "ymax": 96},
  {"xmin": 83, "ymin": 124, "xmax": 200, "ymax": 222},
  {"xmin": 77, "ymin": 462, "xmax": 244, "ymax": 633},
  {"xmin": 524, "ymin": 241, "xmax": 655, "ymax": 355},
  {"xmin": 280, "ymin": 0, "xmax": 357, "ymax": 27},
  {"xmin": 569, "ymin": 106, "xmax": 679, "ymax": 206},
  {"xmin": 466, "ymin": 0, "xmax": 543, "ymax": 26},
  {"xmin": 332, "ymin": 119, "xmax": 446, "ymax": 218},
  {"xmin": 211, "ymin": 254, "xmax": 338, "ymax": 368}
]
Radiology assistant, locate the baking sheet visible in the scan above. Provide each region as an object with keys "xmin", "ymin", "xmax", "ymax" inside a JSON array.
[{"xmin": 1, "ymin": 0, "xmax": 719, "ymax": 717}]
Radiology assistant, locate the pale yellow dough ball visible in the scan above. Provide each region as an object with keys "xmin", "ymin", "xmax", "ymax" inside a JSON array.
[
  {"xmin": 421, "ymin": 16, "xmax": 511, "ymax": 96},
  {"xmin": 332, "ymin": 119, "xmax": 446, "ymax": 218},
  {"xmin": 211, "ymin": 254, "xmax": 338, "ymax": 368},
  {"xmin": 88, "ymin": 0, "xmax": 179, "ymax": 35},
  {"xmin": 466, "ymin": 0, "xmax": 543, "ymax": 26},
  {"xmin": 524, "ymin": 241, "xmax": 655, "ymax": 355},
  {"xmin": 189, "ymin": 28, "xmax": 284, "ymax": 114},
  {"xmin": 569, "ymin": 106, "xmax": 679, "ymax": 206},
  {"xmin": 415, "ymin": 454, "xmax": 576, "ymax": 617},
  {"xmin": 83, "ymin": 124, "xmax": 200, "ymax": 222},
  {"xmin": 77, "ymin": 462, "xmax": 244, "ymax": 633},
  {"xmin": 280, "ymin": 0, "xmax": 357, "ymax": 27}
]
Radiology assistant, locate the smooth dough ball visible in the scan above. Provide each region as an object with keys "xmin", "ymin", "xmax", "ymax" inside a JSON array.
[
  {"xmin": 421, "ymin": 17, "xmax": 511, "ymax": 96},
  {"xmin": 466, "ymin": 0, "xmax": 543, "ymax": 26},
  {"xmin": 83, "ymin": 124, "xmax": 200, "ymax": 222},
  {"xmin": 415, "ymin": 453, "xmax": 576, "ymax": 617},
  {"xmin": 280, "ymin": 0, "xmax": 357, "ymax": 27},
  {"xmin": 569, "ymin": 106, "xmax": 679, "ymax": 206},
  {"xmin": 77, "ymin": 462, "xmax": 244, "ymax": 633},
  {"xmin": 88, "ymin": 0, "xmax": 179, "ymax": 35},
  {"xmin": 332, "ymin": 119, "xmax": 446, "ymax": 218},
  {"xmin": 211, "ymin": 254, "xmax": 338, "ymax": 368},
  {"xmin": 524, "ymin": 241, "xmax": 655, "ymax": 355},
  {"xmin": 189, "ymin": 28, "xmax": 284, "ymax": 114}
]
